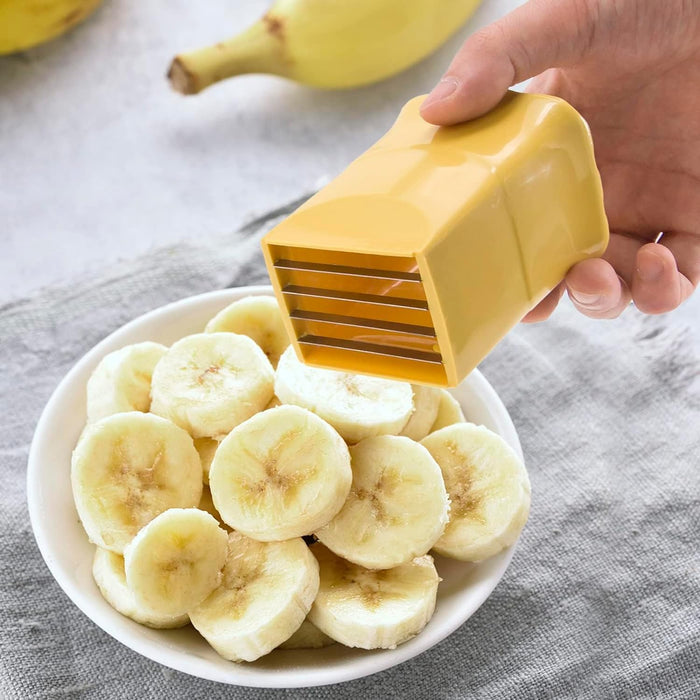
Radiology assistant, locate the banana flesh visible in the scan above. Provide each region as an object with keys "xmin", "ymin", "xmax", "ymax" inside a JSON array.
[
  {"xmin": 189, "ymin": 532, "xmax": 320, "ymax": 662},
  {"xmin": 429, "ymin": 389, "xmax": 467, "ymax": 433},
  {"xmin": 198, "ymin": 486, "xmax": 229, "ymax": 530},
  {"xmin": 72, "ymin": 319, "xmax": 531, "ymax": 664},
  {"xmin": 275, "ymin": 346, "xmax": 413, "ymax": 444},
  {"xmin": 71, "ymin": 412, "xmax": 202, "ymax": 553},
  {"xmin": 123, "ymin": 508, "xmax": 229, "ymax": 617},
  {"xmin": 278, "ymin": 618, "xmax": 334, "ymax": 650},
  {"xmin": 308, "ymin": 545, "xmax": 440, "ymax": 650},
  {"xmin": 86, "ymin": 342, "xmax": 166, "ymax": 423},
  {"xmin": 205, "ymin": 296, "xmax": 289, "ymax": 368},
  {"xmin": 265, "ymin": 395, "xmax": 282, "ymax": 409},
  {"xmin": 194, "ymin": 437, "xmax": 218, "ymax": 485},
  {"xmin": 150, "ymin": 332, "xmax": 274, "ymax": 440},
  {"xmin": 92, "ymin": 547, "xmax": 190, "ymax": 629},
  {"xmin": 209, "ymin": 405, "xmax": 351, "ymax": 541},
  {"xmin": 400, "ymin": 385, "xmax": 442, "ymax": 441},
  {"xmin": 315, "ymin": 435, "xmax": 449, "ymax": 569},
  {"xmin": 422, "ymin": 424, "xmax": 531, "ymax": 561}
]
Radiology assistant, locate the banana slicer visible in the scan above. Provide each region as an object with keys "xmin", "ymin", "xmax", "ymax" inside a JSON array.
[{"xmin": 262, "ymin": 91, "xmax": 608, "ymax": 387}]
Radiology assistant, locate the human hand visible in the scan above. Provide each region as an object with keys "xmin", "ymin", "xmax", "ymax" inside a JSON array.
[{"xmin": 421, "ymin": 0, "xmax": 700, "ymax": 321}]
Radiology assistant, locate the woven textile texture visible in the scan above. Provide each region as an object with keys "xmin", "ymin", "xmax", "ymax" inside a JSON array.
[{"xmin": 1, "ymin": 202, "xmax": 698, "ymax": 699}]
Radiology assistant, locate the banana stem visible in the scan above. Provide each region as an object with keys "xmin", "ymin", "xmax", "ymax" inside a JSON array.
[{"xmin": 168, "ymin": 19, "xmax": 288, "ymax": 95}]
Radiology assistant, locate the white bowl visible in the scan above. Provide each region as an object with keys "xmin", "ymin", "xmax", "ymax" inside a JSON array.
[{"xmin": 27, "ymin": 286, "xmax": 523, "ymax": 688}]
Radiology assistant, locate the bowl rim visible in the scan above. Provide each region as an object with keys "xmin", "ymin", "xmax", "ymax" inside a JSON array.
[{"xmin": 27, "ymin": 286, "xmax": 522, "ymax": 688}]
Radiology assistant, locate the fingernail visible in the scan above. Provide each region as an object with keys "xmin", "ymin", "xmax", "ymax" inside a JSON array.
[
  {"xmin": 569, "ymin": 290, "xmax": 602, "ymax": 307},
  {"xmin": 637, "ymin": 253, "xmax": 664, "ymax": 282},
  {"xmin": 422, "ymin": 77, "xmax": 459, "ymax": 109}
]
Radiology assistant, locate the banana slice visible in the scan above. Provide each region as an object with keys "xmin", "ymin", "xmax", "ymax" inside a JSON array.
[
  {"xmin": 189, "ymin": 531, "xmax": 320, "ymax": 662},
  {"xmin": 308, "ymin": 545, "xmax": 440, "ymax": 650},
  {"xmin": 278, "ymin": 619, "xmax": 335, "ymax": 650},
  {"xmin": 123, "ymin": 508, "xmax": 228, "ymax": 617},
  {"xmin": 429, "ymin": 389, "xmax": 466, "ymax": 432},
  {"xmin": 274, "ymin": 347, "xmax": 413, "ymax": 443},
  {"xmin": 399, "ymin": 385, "xmax": 442, "ymax": 441},
  {"xmin": 92, "ymin": 548, "xmax": 190, "ymax": 629},
  {"xmin": 421, "ymin": 423, "xmax": 530, "ymax": 561},
  {"xmin": 86, "ymin": 342, "xmax": 167, "ymax": 422},
  {"xmin": 71, "ymin": 412, "xmax": 203, "ymax": 553},
  {"xmin": 209, "ymin": 405, "xmax": 351, "ymax": 541},
  {"xmin": 315, "ymin": 435, "xmax": 449, "ymax": 569},
  {"xmin": 194, "ymin": 437, "xmax": 218, "ymax": 485},
  {"xmin": 150, "ymin": 332, "xmax": 274, "ymax": 439},
  {"xmin": 198, "ymin": 486, "xmax": 229, "ymax": 529},
  {"xmin": 265, "ymin": 395, "xmax": 281, "ymax": 410},
  {"xmin": 204, "ymin": 295, "xmax": 289, "ymax": 367}
]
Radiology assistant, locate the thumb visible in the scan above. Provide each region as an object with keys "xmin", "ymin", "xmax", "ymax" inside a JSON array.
[{"xmin": 420, "ymin": 0, "xmax": 596, "ymax": 125}]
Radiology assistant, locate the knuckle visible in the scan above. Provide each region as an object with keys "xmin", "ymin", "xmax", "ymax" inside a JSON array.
[
  {"xmin": 464, "ymin": 27, "xmax": 503, "ymax": 58},
  {"xmin": 632, "ymin": 287, "xmax": 680, "ymax": 314},
  {"xmin": 635, "ymin": 299, "xmax": 679, "ymax": 315}
]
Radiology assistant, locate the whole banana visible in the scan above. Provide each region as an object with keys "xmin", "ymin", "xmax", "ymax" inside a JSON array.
[
  {"xmin": 168, "ymin": 0, "xmax": 483, "ymax": 94},
  {"xmin": 0, "ymin": 0, "xmax": 102, "ymax": 55}
]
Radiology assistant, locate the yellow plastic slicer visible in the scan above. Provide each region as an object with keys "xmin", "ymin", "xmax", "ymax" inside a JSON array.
[{"xmin": 262, "ymin": 91, "xmax": 608, "ymax": 387}]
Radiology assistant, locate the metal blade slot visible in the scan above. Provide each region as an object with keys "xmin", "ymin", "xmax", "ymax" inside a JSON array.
[
  {"xmin": 274, "ymin": 259, "xmax": 422, "ymax": 282},
  {"xmin": 292, "ymin": 321, "xmax": 439, "ymax": 354},
  {"xmin": 287, "ymin": 294, "xmax": 434, "ymax": 327},
  {"xmin": 289, "ymin": 309, "xmax": 436, "ymax": 337},
  {"xmin": 299, "ymin": 344, "xmax": 449, "ymax": 385},
  {"xmin": 282, "ymin": 285, "xmax": 428, "ymax": 310},
  {"xmin": 298, "ymin": 335, "xmax": 442, "ymax": 364},
  {"xmin": 277, "ymin": 268, "xmax": 426, "ymax": 301},
  {"xmin": 268, "ymin": 245, "xmax": 420, "ymax": 275},
  {"xmin": 266, "ymin": 244, "xmax": 447, "ymax": 383}
]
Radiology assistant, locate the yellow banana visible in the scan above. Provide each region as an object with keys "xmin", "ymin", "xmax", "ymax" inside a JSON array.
[
  {"xmin": 168, "ymin": 0, "xmax": 483, "ymax": 94},
  {"xmin": 0, "ymin": 0, "xmax": 102, "ymax": 55}
]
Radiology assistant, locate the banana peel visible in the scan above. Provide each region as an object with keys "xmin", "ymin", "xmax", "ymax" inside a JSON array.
[
  {"xmin": 0, "ymin": 0, "xmax": 102, "ymax": 55},
  {"xmin": 168, "ymin": 0, "xmax": 483, "ymax": 94}
]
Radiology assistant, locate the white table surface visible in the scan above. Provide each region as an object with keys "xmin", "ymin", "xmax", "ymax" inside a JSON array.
[{"xmin": 0, "ymin": 0, "xmax": 524, "ymax": 302}]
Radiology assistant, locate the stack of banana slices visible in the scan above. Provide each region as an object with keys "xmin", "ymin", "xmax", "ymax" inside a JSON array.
[{"xmin": 72, "ymin": 295, "xmax": 531, "ymax": 663}]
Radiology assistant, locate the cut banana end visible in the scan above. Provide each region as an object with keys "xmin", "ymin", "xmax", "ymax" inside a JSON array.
[
  {"xmin": 429, "ymin": 389, "xmax": 467, "ymax": 433},
  {"xmin": 92, "ymin": 548, "xmax": 190, "ymax": 629},
  {"xmin": 209, "ymin": 405, "xmax": 351, "ymax": 541},
  {"xmin": 421, "ymin": 423, "xmax": 530, "ymax": 561},
  {"xmin": 315, "ymin": 435, "xmax": 449, "ymax": 569},
  {"xmin": 204, "ymin": 296, "xmax": 290, "ymax": 368},
  {"xmin": 150, "ymin": 332, "xmax": 274, "ymax": 440},
  {"xmin": 400, "ymin": 385, "xmax": 442, "ymax": 441},
  {"xmin": 309, "ymin": 545, "xmax": 440, "ymax": 650},
  {"xmin": 189, "ymin": 531, "xmax": 320, "ymax": 662},
  {"xmin": 71, "ymin": 413, "xmax": 203, "ymax": 553},
  {"xmin": 86, "ymin": 342, "xmax": 167, "ymax": 423},
  {"xmin": 274, "ymin": 346, "xmax": 413, "ymax": 444},
  {"xmin": 278, "ymin": 619, "xmax": 335, "ymax": 650},
  {"xmin": 124, "ymin": 508, "xmax": 228, "ymax": 617},
  {"xmin": 194, "ymin": 437, "xmax": 218, "ymax": 485}
]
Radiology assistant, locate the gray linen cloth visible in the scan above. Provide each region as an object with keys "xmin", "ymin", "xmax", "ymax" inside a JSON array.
[{"xmin": 1, "ymin": 202, "xmax": 698, "ymax": 699}]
